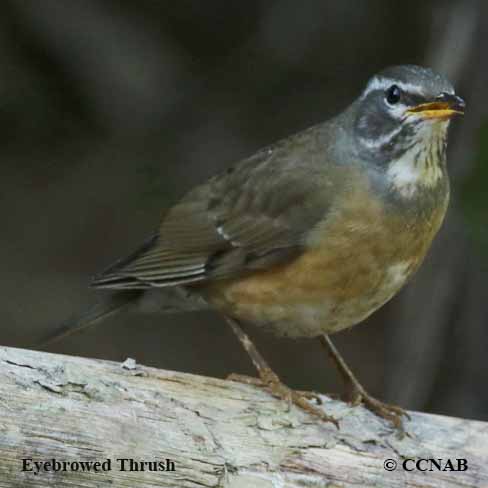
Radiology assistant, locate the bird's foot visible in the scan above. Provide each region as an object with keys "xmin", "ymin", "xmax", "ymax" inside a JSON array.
[
  {"xmin": 227, "ymin": 373, "xmax": 323, "ymax": 404},
  {"xmin": 228, "ymin": 370, "xmax": 338, "ymax": 428},
  {"xmin": 319, "ymin": 334, "xmax": 409, "ymax": 433},
  {"xmin": 224, "ymin": 319, "xmax": 336, "ymax": 425},
  {"xmin": 348, "ymin": 383, "xmax": 410, "ymax": 431}
]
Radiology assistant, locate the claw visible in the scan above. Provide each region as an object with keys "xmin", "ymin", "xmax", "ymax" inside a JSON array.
[
  {"xmin": 228, "ymin": 370, "xmax": 338, "ymax": 428},
  {"xmin": 351, "ymin": 386, "xmax": 410, "ymax": 431},
  {"xmin": 295, "ymin": 390, "xmax": 323, "ymax": 405}
]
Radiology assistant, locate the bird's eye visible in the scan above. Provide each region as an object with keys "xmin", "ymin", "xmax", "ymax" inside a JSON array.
[{"xmin": 385, "ymin": 85, "xmax": 401, "ymax": 105}]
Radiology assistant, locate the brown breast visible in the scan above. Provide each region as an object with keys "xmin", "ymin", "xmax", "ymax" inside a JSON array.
[{"xmin": 204, "ymin": 173, "xmax": 449, "ymax": 338}]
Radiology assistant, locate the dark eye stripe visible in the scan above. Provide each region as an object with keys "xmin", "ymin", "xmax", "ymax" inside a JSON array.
[
  {"xmin": 366, "ymin": 88, "xmax": 427, "ymax": 109},
  {"xmin": 361, "ymin": 88, "xmax": 430, "ymax": 117}
]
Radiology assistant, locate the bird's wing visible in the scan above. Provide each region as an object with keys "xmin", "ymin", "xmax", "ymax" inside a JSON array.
[{"xmin": 92, "ymin": 126, "xmax": 339, "ymax": 289}]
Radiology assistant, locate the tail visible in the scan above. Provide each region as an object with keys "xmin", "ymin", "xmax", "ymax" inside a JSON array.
[{"xmin": 36, "ymin": 291, "xmax": 142, "ymax": 349}]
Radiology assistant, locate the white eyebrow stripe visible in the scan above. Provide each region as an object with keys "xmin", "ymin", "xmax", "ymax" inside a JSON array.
[{"xmin": 361, "ymin": 77, "xmax": 426, "ymax": 99}]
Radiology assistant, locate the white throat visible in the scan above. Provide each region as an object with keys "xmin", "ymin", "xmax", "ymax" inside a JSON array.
[{"xmin": 387, "ymin": 120, "xmax": 449, "ymax": 198}]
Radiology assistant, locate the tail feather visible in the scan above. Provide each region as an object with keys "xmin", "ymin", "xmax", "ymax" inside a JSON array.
[{"xmin": 36, "ymin": 291, "xmax": 142, "ymax": 349}]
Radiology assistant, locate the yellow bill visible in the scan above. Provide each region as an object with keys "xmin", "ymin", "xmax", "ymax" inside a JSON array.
[{"xmin": 406, "ymin": 94, "xmax": 465, "ymax": 120}]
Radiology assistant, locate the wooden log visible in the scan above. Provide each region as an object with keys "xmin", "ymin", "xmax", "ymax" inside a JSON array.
[{"xmin": 0, "ymin": 346, "xmax": 486, "ymax": 487}]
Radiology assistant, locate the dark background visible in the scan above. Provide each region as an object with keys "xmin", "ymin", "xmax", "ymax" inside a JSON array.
[{"xmin": 2, "ymin": 0, "xmax": 487, "ymax": 421}]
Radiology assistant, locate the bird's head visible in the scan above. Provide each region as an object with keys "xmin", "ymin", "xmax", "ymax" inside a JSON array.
[{"xmin": 351, "ymin": 65, "xmax": 464, "ymax": 196}]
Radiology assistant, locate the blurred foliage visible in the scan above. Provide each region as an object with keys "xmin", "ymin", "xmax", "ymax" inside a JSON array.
[{"xmin": 461, "ymin": 120, "xmax": 488, "ymax": 258}]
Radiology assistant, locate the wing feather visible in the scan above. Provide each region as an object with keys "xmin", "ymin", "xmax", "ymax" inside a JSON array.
[{"xmin": 92, "ymin": 124, "xmax": 338, "ymax": 289}]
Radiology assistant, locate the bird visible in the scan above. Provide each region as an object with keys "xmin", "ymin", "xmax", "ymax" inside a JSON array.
[{"xmin": 40, "ymin": 65, "xmax": 465, "ymax": 430}]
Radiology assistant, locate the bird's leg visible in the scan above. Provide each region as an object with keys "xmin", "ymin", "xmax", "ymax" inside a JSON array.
[
  {"xmin": 225, "ymin": 317, "xmax": 337, "ymax": 427},
  {"xmin": 319, "ymin": 334, "xmax": 410, "ymax": 430}
]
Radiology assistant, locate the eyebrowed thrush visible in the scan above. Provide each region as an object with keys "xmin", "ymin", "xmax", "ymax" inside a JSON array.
[{"xmin": 41, "ymin": 65, "xmax": 465, "ymax": 430}]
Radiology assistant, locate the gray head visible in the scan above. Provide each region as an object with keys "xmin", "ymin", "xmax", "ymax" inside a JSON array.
[{"xmin": 351, "ymin": 65, "xmax": 464, "ymax": 166}]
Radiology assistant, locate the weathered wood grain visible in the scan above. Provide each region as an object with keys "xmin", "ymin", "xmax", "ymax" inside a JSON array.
[{"xmin": 0, "ymin": 346, "xmax": 486, "ymax": 487}]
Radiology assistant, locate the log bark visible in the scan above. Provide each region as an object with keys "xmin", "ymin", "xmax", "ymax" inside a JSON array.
[{"xmin": 0, "ymin": 346, "xmax": 486, "ymax": 487}]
